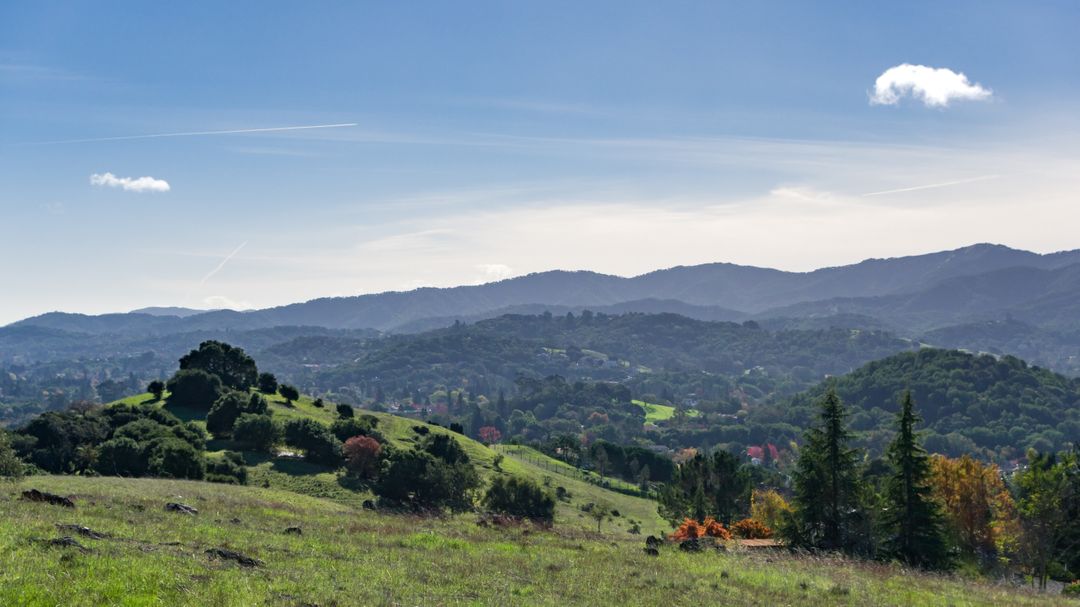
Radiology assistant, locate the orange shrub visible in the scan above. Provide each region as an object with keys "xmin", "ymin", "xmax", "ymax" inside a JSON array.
[
  {"xmin": 669, "ymin": 518, "xmax": 706, "ymax": 541},
  {"xmin": 702, "ymin": 517, "xmax": 732, "ymax": 540},
  {"xmin": 731, "ymin": 517, "xmax": 773, "ymax": 539}
]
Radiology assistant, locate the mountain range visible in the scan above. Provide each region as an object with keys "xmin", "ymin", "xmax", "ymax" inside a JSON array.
[{"xmin": 4, "ymin": 243, "xmax": 1080, "ymax": 376}]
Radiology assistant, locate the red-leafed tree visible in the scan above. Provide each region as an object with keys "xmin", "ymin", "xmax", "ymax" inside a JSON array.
[
  {"xmin": 478, "ymin": 426, "xmax": 502, "ymax": 445},
  {"xmin": 343, "ymin": 435, "xmax": 382, "ymax": 479}
]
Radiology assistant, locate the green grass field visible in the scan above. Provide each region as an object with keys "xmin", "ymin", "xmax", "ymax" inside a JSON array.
[
  {"xmin": 2, "ymin": 476, "xmax": 1071, "ymax": 606},
  {"xmin": 632, "ymin": 399, "xmax": 700, "ymax": 422}
]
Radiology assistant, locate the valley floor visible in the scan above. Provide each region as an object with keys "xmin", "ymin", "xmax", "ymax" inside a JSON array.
[{"xmin": 1, "ymin": 476, "xmax": 1073, "ymax": 606}]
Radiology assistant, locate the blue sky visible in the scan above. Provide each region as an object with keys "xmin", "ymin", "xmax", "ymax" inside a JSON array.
[{"xmin": 2, "ymin": 1, "xmax": 1079, "ymax": 323}]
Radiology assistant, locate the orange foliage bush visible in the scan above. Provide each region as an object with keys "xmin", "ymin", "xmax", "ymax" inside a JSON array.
[
  {"xmin": 731, "ymin": 518, "xmax": 773, "ymax": 539},
  {"xmin": 702, "ymin": 517, "xmax": 732, "ymax": 540},
  {"xmin": 669, "ymin": 518, "xmax": 705, "ymax": 540},
  {"xmin": 670, "ymin": 517, "xmax": 733, "ymax": 541}
]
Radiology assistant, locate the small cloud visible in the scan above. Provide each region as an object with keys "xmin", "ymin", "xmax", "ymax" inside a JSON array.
[
  {"xmin": 203, "ymin": 295, "xmax": 252, "ymax": 310},
  {"xmin": 477, "ymin": 263, "xmax": 515, "ymax": 281},
  {"xmin": 90, "ymin": 172, "xmax": 170, "ymax": 193},
  {"xmin": 870, "ymin": 64, "xmax": 991, "ymax": 108}
]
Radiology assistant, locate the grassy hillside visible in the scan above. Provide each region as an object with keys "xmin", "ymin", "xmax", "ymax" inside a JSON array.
[
  {"xmin": 2, "ymin": 476, "xmax": 1069, "ymax": 606},
  {"xmin": 107, "ymin": 391, "xmax": 665, "ymax": 535}
]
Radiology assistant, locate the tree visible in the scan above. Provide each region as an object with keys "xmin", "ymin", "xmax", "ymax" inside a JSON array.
[
  {"xmin": 483, "ymin": 476, "xmax": 555, "ymax": 523},
  {"xmin": 279, "ymin": 384, "xmax": 300, "ymax": 405},
  {"xmin": 751, "ymin": 489, "xmax": 793, "ymax": 532},
  {"xmin": 283, "ymin": 418, "xmax": 341, "ymax": 466},
  {"xmin": 658, "ymin": 449, "xmax": 749, "ymax": 525},
  {"xmin": 928, "ymin": 454, "xmax": 1018, "ymax": 562},
  {"xmin": 206, "ymin": 392, "xmax": 268, "ymax": 439},
  {"xmin": 0, "ymin": 432, "xmax": 24, "ymax": 481},
  {"xmin": 147, "ymin": 380, "xmax": 165, "ymax": 401},
  {"xmin": 336, "ymin": 403, "xmax": 354, "ymax": 419},
  {"xmin": 147, "ymin": 438, "xmax": 205, "ymax": 480},
  {"xmin": 882, "ymin": 392, "xmax": 949, "ymax": 569},
  {"xmin": 1016, "ymin": 451, "xmax": 1069, "ymax": 589},
  {"xmin": 478, "ymin": 426, "xmax": 502, "ymax": 445},
  {"xmin": 343, "ymin": 435, "xmax": 382, "ymax": 479},
  {"xmin": 588, "ymin": 500, "xmax": 613, "ymax": 533},
  {"xmin": 257, "ymin": 372, "xmax": 279, "ymax": 395},
  {"xmin": 95, "ymin": 436, "xmax": 145, "ymax": 477},
  {"xmin": 166, "ymin": 369, "xmax": 224, "ymax": 411},
  {"xmin": 179, "ymin": 340, "xmax": 258, "ymax": 391},
  {"xmin": 232, "ymin": 414, "xmax": 282, "ymax": 452},
  {"xmin": 786, "ymin": 388, "xmax": 863, "ymax": 553}
]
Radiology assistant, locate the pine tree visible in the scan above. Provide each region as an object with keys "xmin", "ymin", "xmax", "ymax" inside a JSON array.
[
  {"xmin": 883, "ymin": 392, "xmax": 949, "ymax": 569},
  {"xmin": 787, "ymin": 388, "xmax": 862, "ymax": 553}
]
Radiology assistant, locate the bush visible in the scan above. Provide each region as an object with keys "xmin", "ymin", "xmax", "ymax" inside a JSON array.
[
  {"xmin": 95, "ymin": 437, "xmax": 145, "ymax": 477},
  {"xmin": 731, "ymin": 518, "xmax": 773, "ymax": 539},
  {"xmin": 336, "ymin": 403, "xmax": 354, "ymax": 418},
  {"xmin": 482, "ymin": 476, "xmax": 555, "ymax": 523},
  {"xmin": 670, "ymin": 517, "xmax": 732, "ymax": 541},
  {"xmin": 1064, "ymin": 581, "xmax": 1080, "ymax": 597},
  {"xmin": 166, "ymin": 369, "xmax": 224, "ymax": 411},
  {"xmin": 283, "ymin": 419, "xmax": 341, "ymax": 466},
  {"xmin": 331, "ymin": 416, "xmax": 381, "ymax": 442},
  {"xmin": 147, "ymin": 439, "xmax": 205, "ymax": 480},
  {"xmin": 207, "ymin": 451, "xmax": 247, "ymax": 485},
  {"xmin": 343, "ymin": 435, "xmax": 382, "ymax": 479},
  {"xmin": 233, "ymin": 414, "xmax": 282, "ymax": 452}
]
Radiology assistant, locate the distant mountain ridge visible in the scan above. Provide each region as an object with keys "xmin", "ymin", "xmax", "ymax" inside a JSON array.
[{"xmin": 9, "ymin": 243, "xmax": 1080, "ymax": 337}]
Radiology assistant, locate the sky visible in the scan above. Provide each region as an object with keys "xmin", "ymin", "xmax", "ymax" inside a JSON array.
[{"xmin": 2, "ymin": 1, "xmax": 1079, "ymax": 324}]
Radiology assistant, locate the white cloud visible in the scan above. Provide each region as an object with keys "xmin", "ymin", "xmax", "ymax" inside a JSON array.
[
  {"xmin": 870, "ymin": 64, "xmax": 991, "ymax": 108},
  {"xmin": 90, "ymin": 172, "xmax": 170, "ymax": 193},
  {"xmin": 203, "ymin": 295, "xmax": 251, "ymax": 310}
]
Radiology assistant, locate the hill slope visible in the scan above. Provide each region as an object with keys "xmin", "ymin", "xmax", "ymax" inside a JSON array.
[{"xmin": 1, "ymin": 476, "xmax": 1063, "ymax": 606}]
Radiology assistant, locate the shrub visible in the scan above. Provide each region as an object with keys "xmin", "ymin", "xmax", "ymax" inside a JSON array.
[
  {"xmin": 336, "ymin": 403, "xmax": 354, "ymax": 418},
  {"xmin": 207, "ymin": 451, "xmax": 247, "ymax": 484},
  {"xmin": 233, "ymin": 414, "xmax": 282, "ymax": 452},
  {"xmin": 283, "ymin": 419, "xmax": 341, "ymax": 466},
  {"xmin": 147, "ymin": 439, "xmax": 205, "ymax": 480},
  {"xmin": 375, "ymin": 449, "xmax": 481, "ymax": 512},
  {"xmin": 1063, "ymin": 581, "xmax": 1080, "ymax": 597},
  {"xmin": 670, "ymin": 518, "xmax": 706, "ymax": 541},
  {"xmin": 702, "ymin": 517, "xmax": 732, "ymax": 540},
  {"xmin": 343, "ymin": 435, "xmax": 382, "ymax": 479},
  {"xmin": 331, "ymin": 416, "xmax": 381, "ymax": 442},
  {"xmin": 732, "ymin": 518, "xmax": 773, "ymax": 539},
  {"xmin": 95, "ymin": 437, "xmax": 145, "ymax": 477},
  {"xmin": 482, "ymin": 476, "xmax": 555, "ymax": 523},
  {"xmin": 313, "ymin": 398, "xmax": 324, "ymax": 408}
]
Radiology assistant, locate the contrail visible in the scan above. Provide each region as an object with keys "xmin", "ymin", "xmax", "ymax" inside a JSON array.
[
  {"xmin": 200, "ymin": 242, "xmax": 248, "ymax": 286},
  {"xmin": 861, "ymin": 174, "xmax": 1000, "ymax": 197},
  {"xmin": 16, "ymin": 123, "xmax": 357, "ymax": 146}
]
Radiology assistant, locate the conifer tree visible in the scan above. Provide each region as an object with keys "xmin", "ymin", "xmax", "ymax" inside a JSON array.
[
  {"xmin": 883, "ymin": 392, "xmax": 949, "ymax": 569},
  {"xmin": 787, "ymin": 388, "xmax": 862, "ymax": 552}
]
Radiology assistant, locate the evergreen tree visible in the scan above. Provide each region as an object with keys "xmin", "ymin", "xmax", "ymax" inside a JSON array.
[
  {"xmin": 787, "ymin": 388, "xmax": 862, "ymax": 553},
  {"xmin": 883, "ymin": 392, "xmax": 949, "ymax": 569}
]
